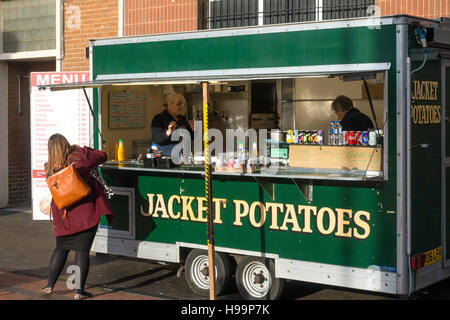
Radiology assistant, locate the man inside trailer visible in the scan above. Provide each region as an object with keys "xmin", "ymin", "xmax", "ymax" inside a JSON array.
[{"xmin": 331, "ymin": 95, "xmax": 374, "ymax": 131}]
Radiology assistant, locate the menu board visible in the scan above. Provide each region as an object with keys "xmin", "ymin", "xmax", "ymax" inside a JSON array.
[
  {"xmin": 109, "ymin": 91, "xmax": 147, "ymax": 129},
  {"xmin": 30, "ymin": 72, "xmax": 90, "ymax": 220}
]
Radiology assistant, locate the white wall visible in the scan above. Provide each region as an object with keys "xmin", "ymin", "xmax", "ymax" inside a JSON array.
[{"xmin": 0, "ymin": 62, "xmax": 8, "ymax": 208}]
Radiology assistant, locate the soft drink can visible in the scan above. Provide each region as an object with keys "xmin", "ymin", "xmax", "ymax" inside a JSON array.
[
  {"xmin": 308, "ymin": 131, "xmax": 314, "ymax": 144},
  {"xmin": 304, "ymin": 131, "xmax": 311, "ymax": 144},
  {"xmin": 311, "ymin": 131, "xmax": 318, "ymax": 144},
  {"xmin": 297, "ymin": 131, "xmax": 303, "ymax": 144},
  {"xmin": 341, "ymin": 131, "xmax": 347, "ymax": 145},
  {"xmin": 361, "ymin": 131, "xmax": 369, "ymax": 146},
  {"xmin": 299, "ymin": 131, "xmax": 306, "ymax": 144},
  {"xmin": 316, "ymin": 130, "xmax": 324, "ymax": 144},
  {"xmin": 293, "ymin": 130, "xmax": 299, "ymax": 144},
  {"xmin": 346, "ymin": 131, "xmax": 356, "ymax": 145},
  {"xmin": 355, "ymin": 131, "xmax": 362, "ymax": 145}
]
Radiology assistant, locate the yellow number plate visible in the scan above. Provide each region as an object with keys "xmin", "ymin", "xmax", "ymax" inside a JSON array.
[{"xmin": 424, "ymin": 246, "xmax": 442, "ymax": 266}]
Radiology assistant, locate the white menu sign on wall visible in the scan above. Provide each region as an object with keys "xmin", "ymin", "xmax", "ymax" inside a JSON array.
[{"xmin": 30, "ymin": 72, "xmax": 90, "ymax": 220}]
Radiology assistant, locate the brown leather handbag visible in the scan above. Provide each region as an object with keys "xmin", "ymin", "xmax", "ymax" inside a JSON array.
[{"xmin": 46, "ymin": 162, "xmax": 91, "ymax": 210}]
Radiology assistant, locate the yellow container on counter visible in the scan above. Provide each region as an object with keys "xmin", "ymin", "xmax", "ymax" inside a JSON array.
[{"xmin": 117, "ymin": 139, "xmax": 125, "ymax": 162}]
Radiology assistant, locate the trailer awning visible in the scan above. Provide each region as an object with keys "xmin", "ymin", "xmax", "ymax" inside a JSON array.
[{"xmin": 38, "ymin": 62, "xmax": 391, "ymax": 91}]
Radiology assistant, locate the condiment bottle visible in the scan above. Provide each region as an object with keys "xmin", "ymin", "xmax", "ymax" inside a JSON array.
[{"xmin": 117, "ymin": 139, "xmax": 125, "ymax": 161}]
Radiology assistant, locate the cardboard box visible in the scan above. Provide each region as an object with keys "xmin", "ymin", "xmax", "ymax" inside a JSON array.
[{"xmin": 289, "ymin": 145, "xmax": 382, "ymax": 171}]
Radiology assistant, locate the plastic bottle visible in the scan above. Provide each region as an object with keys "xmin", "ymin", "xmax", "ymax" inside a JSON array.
[
  {"xmin": 335, "ymin": 121, "xmax": 342, "ymax": 145},
  {"xmin": 328, "ymin": 121, "xmax": 335, "ymax": 145},
  {"xmin": 237, "ymin": 141, "xmax": 244, "ymax": 159},
  {"xmin": 117, "ymin": 139, "xmax": 125, "ymax": 162},
  {"xmin": 251, "ymin": 141, "xmax": 258, "ymax": 158}
]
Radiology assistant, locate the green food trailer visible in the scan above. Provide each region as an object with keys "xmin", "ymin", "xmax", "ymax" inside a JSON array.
[{"xmin": 45, "ymin": 15, "xmax": 450, "ymax": 299}]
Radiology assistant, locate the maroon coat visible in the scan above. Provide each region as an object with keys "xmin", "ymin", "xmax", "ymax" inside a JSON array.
[{"xmin": 50, "ymin": 146, "xmax": 114, "ymax": 237}]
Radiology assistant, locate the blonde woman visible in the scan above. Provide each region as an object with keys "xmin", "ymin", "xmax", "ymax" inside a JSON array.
[
  {"xmin": 151, "ymin": 93, "xmax": 194, "ymax": 156},
  {"xmin": 41, "ymin": 133, "xmax": 114, "ymax": 300}
]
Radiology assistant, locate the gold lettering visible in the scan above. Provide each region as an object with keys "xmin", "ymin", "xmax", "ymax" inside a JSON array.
[
  {"xmin": 411, "ymin": 81, "xmax": 417, "ymax": 100},
  {"xmin": 249, "ymin": 201, "xmax": 266, "ymax": 228},
  {"xmin": 196, "ymin": 197, "xmax": 207, "ymax": 222},
  {"xmin": 298, "ymin": 205, "xmax": 316, "ymax": 233},
  {"xmin": 167, "ymin": 195, "xmax": 181, "ymax": 219},
  {"xmin": 140, "ymin": 193, "xmax": 155, "ymax": 217},
  {"xmin": 316, "ymin": 207, "xmax": 336, "ymax": 235},
  {"xmin": 181, "ymin": 196, "xmax": 196, "ymax": 221},
  {"xmin": 212, "ymin": 198, "xmax": 226, "ymax": 224},
  {"xmin": 432, "ymin": 82, "xmax": 439, "ymax": 100},
  {"xmin": 280, "ymin": 204, "xmax": 301, "ymax": 232},
  {"xmin": 353, "ymin": 210, "xmax": 371, "ymax": 239},
  {"xmin": 436, "ymin": 105, "xmax": 441, "ymax": 123},
  {"xmin": 153, "ymin": 194, "xmax": 169, "ymax": 218},
  {"xmin": 233, "ymin": 200, "xmax": 249, "ymax": 226},
  {"xmin": 266, "ymin": 203, "xmax": 283, "ymax": 230},
  {"xmin": 335, "ymin": 208, "xmax": 352, "ymax": 238}
]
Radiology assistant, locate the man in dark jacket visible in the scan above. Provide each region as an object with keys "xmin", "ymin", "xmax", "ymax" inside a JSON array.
[
  {"xmin": 151, "ymin": 93, "xmax": 194, "ymax": 156},
  {"xmin": 331, "ymin": 95, "xmax": 374, "ymax": 131}
]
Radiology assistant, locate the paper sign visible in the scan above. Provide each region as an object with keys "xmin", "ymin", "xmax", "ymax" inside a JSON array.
[{"xmin": 30, "ymin": 72, "xmax": 90, "ymax": 220}]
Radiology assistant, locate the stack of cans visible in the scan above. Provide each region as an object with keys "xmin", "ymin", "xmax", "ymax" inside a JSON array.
[
  {"xmin": 341, "ymin": 131, "xmax": 369, "ymax": 146},
  {"xmin": 296, "ymin": 130, "xmax": 324, "ymax": 145}
]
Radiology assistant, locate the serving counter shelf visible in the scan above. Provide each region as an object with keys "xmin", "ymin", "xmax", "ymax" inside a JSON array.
[{"xmin": 100, "ymin": 161, "xmax": 383, "ymax": 182}]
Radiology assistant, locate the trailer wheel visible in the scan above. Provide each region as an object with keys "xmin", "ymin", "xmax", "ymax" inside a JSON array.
[
  {"xmin": 236, "ymin": 257, "xmax": 284, "ymax": 300},
  {"xmin": 185, "ymin": 249, "xmax": 233, "ymax": 297}
]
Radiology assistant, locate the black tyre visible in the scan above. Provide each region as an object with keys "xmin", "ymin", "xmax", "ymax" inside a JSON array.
[
  {"xmin": 235, "ymin": 256, "xmax": 285, "ymax": 300},
  {"xmin": 185, "ymin": 249, "xmax": 233, "ymax": 297}
]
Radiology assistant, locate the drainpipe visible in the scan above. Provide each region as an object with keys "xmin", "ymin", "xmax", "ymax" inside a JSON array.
[{"xmin": 56, "ymin": 0, "xmax": 65, "ymax": 71}]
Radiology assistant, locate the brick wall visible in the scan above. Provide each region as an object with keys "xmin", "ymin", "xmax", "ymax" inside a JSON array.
[
  {"xmin": 124, "ymin": 0, "xmax": 198, "ymax": 36},
  {"xmin": 8, "ymin": 61, "xmax": 55, "ymax": 206},
  {"xmin": 377, "ymin": 0, "xmax": 450, "ymax": 19},
  {"xmin": 62, "ymin": 0, "xmax": 118, "ymax": 72}
]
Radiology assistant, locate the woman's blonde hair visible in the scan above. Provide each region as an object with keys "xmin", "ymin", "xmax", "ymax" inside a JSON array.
[
  {"xmin": 45, "ymin": 134, "xmax": 77, "ymax": 177},
  {"xmin": 163, "ymin": 93, "xmax": 186, "ymax": 108}
]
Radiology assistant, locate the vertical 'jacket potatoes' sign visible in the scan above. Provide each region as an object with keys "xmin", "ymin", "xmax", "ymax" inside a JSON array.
[
  {"xmin": 410, "ymin": 80, "xmax": 441, "ymax": 125},
  {"xmin": 140, "ymin": 193, "xmax": 371, "ymax": 240}
]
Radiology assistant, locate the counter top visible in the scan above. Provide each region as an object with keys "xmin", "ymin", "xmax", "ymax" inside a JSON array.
[{"xmin": 100, "ymin": 161, "xmax": 383, "ymax": 182}]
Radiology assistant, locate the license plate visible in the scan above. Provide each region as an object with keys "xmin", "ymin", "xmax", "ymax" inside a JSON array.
[{"xmin": 424, "ymin": 246, "xmax": 442, "ymax": 266}]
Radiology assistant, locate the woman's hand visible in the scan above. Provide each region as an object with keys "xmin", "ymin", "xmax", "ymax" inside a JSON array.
[{"xmin": 166, "ymin": 121, "xmax": 177, "ymax": 136}]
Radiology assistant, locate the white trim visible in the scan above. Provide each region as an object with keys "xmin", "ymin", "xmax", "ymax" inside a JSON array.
[
  {"xmin": 316, "ymin": 0, "xmax": 323, "ymax": 21},
  {"xmin": 56, "ymin": 0, "xmax": 63, "ymax": 71},
  {"xmin": 118, "ymin": 0, "xmax": 124, "ymax": 37},
  {"xmin": 176, "ymin": 242, "xmax": 279, "ymax": 259},
  {"xmin": 92, "ymin": 236, "xmax": 179, "ymax": 263},
  {"xmin": 0, "ymin": 50, "xmax": 57, "ymax": 61},
  {"xmin": 90, "ymin": 16, "xmax": 407, "ymax": 47},
  {"xmin": 0, "ymin": 1, "xmax": 4, "ymax": 53},
  {"xmin": 95, "ymin": 63, "xmax": 391, "ymax": 82},
  {"xmin": 0, "ymin": 62, "xmax": 7, "ymax": 208},
  {"xmin": 258, "ymin": 0, "xmax": 264, "ymax": 26},
  {"xmin": 276, "ymin": 258, "xmax": 397, "ymax": 294}
]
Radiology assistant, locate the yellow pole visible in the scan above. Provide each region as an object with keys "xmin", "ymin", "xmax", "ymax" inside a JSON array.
[{"xmin": 202, "ymin": 81, "xmax": 215, "ymax": 300}]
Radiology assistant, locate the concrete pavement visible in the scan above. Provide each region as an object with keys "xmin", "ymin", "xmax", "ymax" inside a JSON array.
[{"xmin": 0, "ymin": 205, "xmax": 162, "ymax": 300}]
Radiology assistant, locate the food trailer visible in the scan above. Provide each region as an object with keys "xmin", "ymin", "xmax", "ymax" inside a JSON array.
[{"xmin": 43, "ymin": 15, "xmax": 450, "ymax": 299}]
